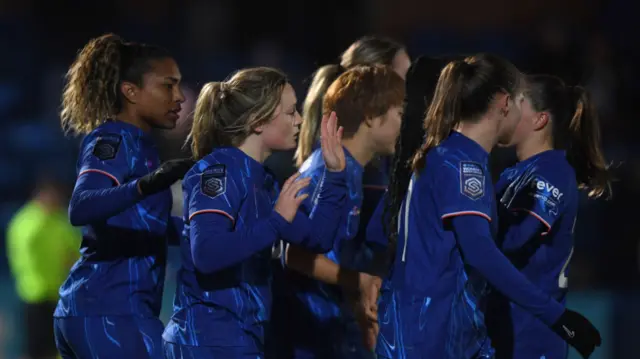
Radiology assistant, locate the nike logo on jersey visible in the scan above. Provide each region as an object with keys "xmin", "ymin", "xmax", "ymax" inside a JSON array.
[{"xmin": 562, "ymin": 325, "xmax": 575, "ymax": 338}]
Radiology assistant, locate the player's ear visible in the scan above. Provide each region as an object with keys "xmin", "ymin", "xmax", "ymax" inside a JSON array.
[
  {"xmin": 121, "ymin": 81, "xmax": 139, "ymax": 104},
  {"xmin": 363, "ymin": 116, "xmax": 374, "ymax": 128},
  {"xmin": 533, "ymin": 111, "xmax": 550, "ymax": 131},
  {"xmin": 253, "ymin": 122, "xmax": 265, "ymax": 134},
  {"xmin": 495, "ymin": 92, "xmax": 511, "ymax": 118}
]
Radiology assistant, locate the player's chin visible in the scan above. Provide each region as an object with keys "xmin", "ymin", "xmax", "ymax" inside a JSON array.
[
  {"xmin": 268, "ymin": 140, "xmax": 296, "ymax": 152},
  {"xmin": 156, "ymin": 117, "xmax": 179, "ymax": 130},
  {"xmin": 284, "ymin": 135, "xmax": 298, "ymax": 150},
  {"xmin": 282, "ymin": 139, "xmax": 297, "ymax": 151},
  {"xmin": 498, "ymin": 138, "xmax": 518, "ymax": 148}
]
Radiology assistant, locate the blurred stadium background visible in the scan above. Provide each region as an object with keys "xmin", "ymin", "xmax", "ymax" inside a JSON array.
[{"xmin": 1, "ymin": 0, "xmax": 638, "ymax": 358}]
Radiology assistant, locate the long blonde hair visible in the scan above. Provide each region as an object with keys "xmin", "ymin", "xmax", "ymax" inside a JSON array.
[
  {"xmin": 188, "ymin": 67, "xmax": 288, "ymax": 160},
  {"xmin": 295, "ymin": 36, "xmax": 405, "ymax": 167}
]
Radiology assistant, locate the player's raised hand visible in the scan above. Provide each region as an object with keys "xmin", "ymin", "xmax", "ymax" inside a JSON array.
[
  {"xmin": 274, "ymin": 173, "xmax": 311, "ymax": 222},
  {"xmin": 320, "ymin": 111, "xmax": 346, "ymax": 172},
  {"xmin": 551, "ymin": 309, "xmax": 602, "ymax": 358}
]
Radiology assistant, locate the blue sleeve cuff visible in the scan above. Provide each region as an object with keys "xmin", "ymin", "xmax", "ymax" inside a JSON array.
[
  {"xmin": 324, "ymin": 167, "xmax": 347, "ymax": 184},
  {"xmin": 269, "ymin": 211, "xmax": 308, "ymax": 245}
]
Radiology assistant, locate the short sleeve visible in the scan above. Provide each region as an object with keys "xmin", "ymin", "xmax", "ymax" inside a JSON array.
[
  {"xmin": 501, "ymin": 168, "xmax": 569, "ymax": 233},
  {"xmin": 78, "ymin": 132, "xmax": 130, "ymax": 185},
  {"xmin": 187, "ymin": 163, "xmax": 241, "ymax": 225},
  {"xmin": 437, "ymin": 161, "xmax": 492, "ymax": 222}
]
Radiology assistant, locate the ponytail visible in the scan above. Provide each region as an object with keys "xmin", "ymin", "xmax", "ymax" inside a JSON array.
[
  {"xmin": 61, "ymin": 34, "xmax": 124, "ymax": 135},
  {"xmin": 189, "ymin": 67, "xmax": 289, "ymax": 161},
  {"xmin": 189, "ymin": 82, "xmax": 226, "ymax": 160},
  {"xmin": 60, "ymin": 33, "xmax": 171, "ymax": 135},
  {"xmin": 566, "ymin": 86, "xmax": 612, "ymax": 198},
  {"xmin": 296, "ymin": 35, "xmax": 406, "ymax": 167},
  {"xmin": 295, "ymin": 64, "xmax": 343, "ymax": 167},
  {"xmin": 383, "ymin": 56, "xmax": 452, "ymax": 247},
  {"xmin": 411, "ymin": 60, "xmax": 470, "ymax": 173}
]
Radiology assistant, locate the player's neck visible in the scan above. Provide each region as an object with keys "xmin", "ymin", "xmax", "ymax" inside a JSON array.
[
  {"xmin": 455, "ymin": 121, "xmax": 496, "ymax": 153},
  {"xmin": 116, "ymin": 110, "xmax": 150, "ymax": 132},
  {"xmin": 238, "ymin": 135, "xmax": 271, "ymax": 164},
  {"xmin": 516, "ymin": 138, "xmax": 553, "ymax": 161},
  {"xmin": 342, "ymin": 134, "xmax": 373, "ymax": 167}
]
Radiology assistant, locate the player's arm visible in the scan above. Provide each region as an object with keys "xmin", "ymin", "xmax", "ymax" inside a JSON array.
[
  {"xmin": 284, "ymin": 165, "xmax": 348, "ymax": 266},
  {"xmin": 451, "ymin": 216, "xmax": 563, "ymax": 323},
  {"xmin": 499, "ymin": 212, "xmax": 547, "ymax": 253},
  {"xmin": 499, "ymin": 170, "xmax": 569, "ymax": 252},
  {"xmin": 284, "ymin": 168, "xmax": 348, "ymax": 252},
  {"xmin": 450, "ymin": 215, "xmax": 601, "ymax": 357},
  {"xmin": 437, "ymin": 163, "xmax": 563, "ymax": 324},
  {"xmin": 69, "ymin": 134, "xmax": 192, "ymax": 226},
  {"xmin": 285, "ymin": 166, "xmax": 367, "ymax": 289},
  {"xmin": 285, "ymin": 246, "xmax": 363, "ymax": 288},
  {"xmin": 189, "ymin": 164, "xmax": 305, "ymax": 274},
  {"xmin": 68, "ymin": 133, "xmax": 142, "ymax": 226}
]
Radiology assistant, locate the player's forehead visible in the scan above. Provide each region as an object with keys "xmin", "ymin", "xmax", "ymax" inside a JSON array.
[
  {"xmin": 279, "ymin": 83, "xmax": 296, "ymax": 109},
  {"xmin": 144, "ymin": 58, "xmax": 181, "ymax": 84}
]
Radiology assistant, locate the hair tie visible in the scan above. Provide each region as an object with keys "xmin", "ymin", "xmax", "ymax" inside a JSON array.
[
  {"xmin": 457, "ymin": 60, "xmax": 474, "ymax": 77},
  {"xmin": 219, "ymin": 82, "xmax": 229, "ymax": 100}
]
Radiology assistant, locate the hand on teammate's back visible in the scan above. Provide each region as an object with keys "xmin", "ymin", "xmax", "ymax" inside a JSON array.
[{"xmin": 274, "ymin": 173, "xmax": 311, "ymax": 223}]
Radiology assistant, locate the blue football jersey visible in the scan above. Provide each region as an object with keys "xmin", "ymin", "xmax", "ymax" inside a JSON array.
[
  {"xmin": 163, "ymin": 147, "xmax": 279, "ymax": 351},
  {"xmin": 488, "ymin": 150, "xmax": 577, "ymax": 358},
  {"xmin": 282, "ymin": 147, "xmax": 376, "ymax": 357},
  {"xmin": 359, "ymin": 157, "xmax": 392, "ymax": 253},
  {"xmin": 377, "ymin": 131, "xmax": 496, "ymax": 359},
  {"xmin": 55, "ymin": 120, "xmax": 173, "ymax": 318}
]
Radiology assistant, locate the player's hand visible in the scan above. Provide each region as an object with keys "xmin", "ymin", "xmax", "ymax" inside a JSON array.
[
  {"xmin": 346, "ymin": 272, "xmax": 382, "ymax": 351},
  {"xmin": 551, "ymin": 309, "xmax": 602, "ymax": 358},
  {"xmin": 274, "ymin": 173, "xmax": 311, "ymax": 222},
  {"xmin": 358, "ymin": 272, "xmax": 382, "ymax": 321},
  {"xmin": 137, "ymin": 158, "xmax": 195, "ymax": 196},
  {"xmin": 359, "ymin": 273, "xmax": 382, "ymax": 351},
  {"xmin": 320, "ymin": 111, "xmax": 345, "ymax": 172}
]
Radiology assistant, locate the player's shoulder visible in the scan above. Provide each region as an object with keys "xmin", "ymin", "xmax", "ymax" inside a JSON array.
[
  {"xmin": 80, "ymin": 125, "xmax": 127, "ymax": 161},
  {"xmin": 186, "ymin": 152, "xmax": 236, "ymax": 181},
  {"xmin": 82, "ymin": 124, "xmax": 120, "ymax": 143},
  {"xmin": 298, "ymin": 149, "xmax": 326, "ymax": 179},
  {"xmin": 184, "ymin": 152, "xmax": 237, "ymax": 200},
  {"xmin": 429, "ymin": 147, "xmax": 487, "ymax": 181},
  {"xmin": 528, "ymin": 152, "xmax": 577, "ymax": 191},
  {"xmin": 419, "ymin": 147, "xmax": 489, "ymax": 201}
]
